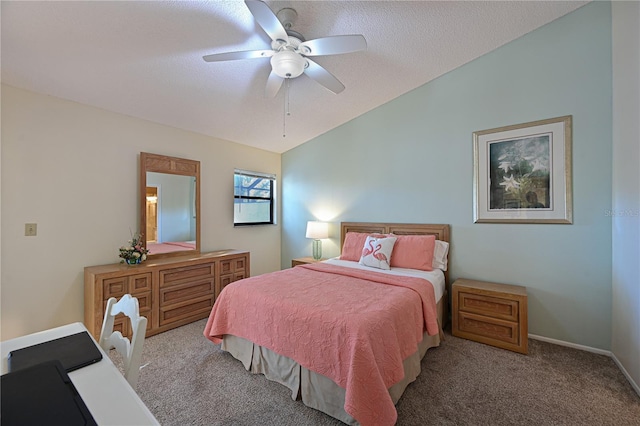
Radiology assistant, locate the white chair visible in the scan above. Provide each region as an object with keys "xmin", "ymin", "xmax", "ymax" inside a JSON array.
[{"xmin": 99, "ymin": 294, "xmax": 148, "ymax": 389}]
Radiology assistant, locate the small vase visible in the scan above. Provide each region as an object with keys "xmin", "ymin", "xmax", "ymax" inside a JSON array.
[{"xmin": 126, "ymin": 258, "xmax": 140, "ymax": 265}]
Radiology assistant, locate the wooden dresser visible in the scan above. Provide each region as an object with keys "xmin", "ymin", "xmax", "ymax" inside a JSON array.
[
  {"xmin": 452, "ymin": 278, "xmax": 528, "ymax": 354},
  {"xmin": 84, "ymin": 250, "xmax": 249, "ymax": 340}
]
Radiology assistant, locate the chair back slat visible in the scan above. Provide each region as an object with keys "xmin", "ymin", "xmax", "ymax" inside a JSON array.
[{"xmin": 99, "ymin": 294, "xmax": 147, "ymax": 389}]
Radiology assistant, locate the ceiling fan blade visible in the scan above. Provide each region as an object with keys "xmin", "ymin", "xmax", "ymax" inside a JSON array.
[
  {"xmin": 299, "ymin": 35, "xmax": 367, "ymax": 57},
  {"xmin": 303, "ymin": 59, "xmax": 345, "ymax": 94},
  {"xmin": 265, "ymin": 71, "xmax": 284, "ymax": 97},
  {"xmin": 245, "ymin": 0, "xmax": 288, "ymax": 43},
  {"xmin": 203, "ymin": 49, "xmax": 273, "ymax": 62}
]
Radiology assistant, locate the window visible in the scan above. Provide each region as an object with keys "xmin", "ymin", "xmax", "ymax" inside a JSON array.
[{"xmin": 234, "ymin": 169, "xmax": 276, "ymax": 226}]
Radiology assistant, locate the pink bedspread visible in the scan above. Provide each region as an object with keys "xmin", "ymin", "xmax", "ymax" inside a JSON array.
[
  {"xmin": 146, "ymin": 241, "xmax": 195, "ymax": 254},
  {"xmin": 203, "ymin": 263, "xmax": 438, "ymax": 426}
]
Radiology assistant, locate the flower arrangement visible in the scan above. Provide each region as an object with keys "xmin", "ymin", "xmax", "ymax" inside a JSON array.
[{"xmin": 119, "ymin": 232, "xmax": 150, "ymax": 264}]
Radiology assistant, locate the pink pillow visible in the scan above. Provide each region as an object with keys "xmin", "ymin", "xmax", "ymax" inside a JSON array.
[
  {"xmin": 389, "ymin": 234, "xmax": 436, "ymax": 271},
  {"xmin": 340, "ymin": 232, "xmax": 385, "ymax": 261}
]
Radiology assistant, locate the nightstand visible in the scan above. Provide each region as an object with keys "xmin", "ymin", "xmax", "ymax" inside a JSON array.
[
  {"xmin": 452, "ymin": 278, "xmax": 528, "ymax": 354},
  {"xmin": 291, "ymin": 257, "xmax": 325, "ymax": 267}
]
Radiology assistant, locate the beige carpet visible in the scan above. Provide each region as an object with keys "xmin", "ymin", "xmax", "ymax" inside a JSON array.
[{"xmin": 113, "ymin": 319, "xmax": 640, "ymax": 425}]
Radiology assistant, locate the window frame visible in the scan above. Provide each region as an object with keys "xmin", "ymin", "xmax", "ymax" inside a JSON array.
[{"xmin": 233, "ymin": 169, "xmax": 276, "ymax": 226}]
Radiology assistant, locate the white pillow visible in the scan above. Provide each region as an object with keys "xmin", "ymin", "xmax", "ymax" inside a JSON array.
[
  {"xmin": 359, "ymin": 236, "xmax": 397, "ymax": 270},
  {"xmin": 432, "ymin": 240, "xmax": 449, "ymax": 271}
]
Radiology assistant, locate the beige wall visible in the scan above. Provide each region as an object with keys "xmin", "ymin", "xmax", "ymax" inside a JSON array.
[{"xmin": 1, "ymin": 84, "xmax": 281, "ymax": 340}]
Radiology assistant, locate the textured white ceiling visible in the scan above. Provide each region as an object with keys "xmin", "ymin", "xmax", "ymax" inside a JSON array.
[{"xmin": 1, "ymin": 1, "xmax": 587, "ymax": 153}]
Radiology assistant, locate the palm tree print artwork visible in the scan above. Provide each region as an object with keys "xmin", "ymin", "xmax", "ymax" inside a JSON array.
[{"xmin": 488, "ymin": 135, "xmax": 551, "ymax": 210}]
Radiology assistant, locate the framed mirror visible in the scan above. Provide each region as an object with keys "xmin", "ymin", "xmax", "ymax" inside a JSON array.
[{"xmin": 140, "ymin": 152, "xmax": 201, "ymax": 259}]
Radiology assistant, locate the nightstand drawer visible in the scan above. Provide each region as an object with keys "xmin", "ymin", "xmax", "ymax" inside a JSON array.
[
  {"xmin": 458, "ymin": 292, "xmax": 520, "ymax": 322},
  {"xmin": 456, "ymin": 311, "xmax": 520, "ymax": 346},
  {"xmin": 452, "ymin": 278, "xmax": 528, "ymax": 354}
]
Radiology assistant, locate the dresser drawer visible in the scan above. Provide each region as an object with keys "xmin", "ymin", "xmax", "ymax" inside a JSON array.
[
  {"xmin": 103, "ymin": 291, "xmax": 151, "ymax": 312},
  {"xmin": 220, "ymin": 257, "xmax": 246, "ymax": 274},
  {"xmin": 159, "ymin": 263, "xmax": 214, "ymax": 288},
  {"xmin": 218, "ymin": 272, "xmax": 246, "ymax": 298},
  {"xmin": 458, "ymin": 291, "xmax": 520, "ymax": 322},
  {"xmin": 135, "ymin": 291, "xmax": 152, "ymax": 311},
  {"xmin": 220, "ymin": 272, "xmax": 245, "ymax": 284},
  {"xmin": 159, "ymin": 279, "xmax": 214, "ymax": 306},
  {"xmin": 102, "ymin": 290, "xmax": 152, "ymax": 338},
  {"xmin": 103, "ymin": 277, "xmax": 128, "ymax": 299},
  {"xmin": 108, "ymin": 308, "xmax": 153, "ymax": 339},
  {"xmin": 102, "ymin": 273, "xmax": 151, "ymax": 299},
  {"xmin": 129, "ymin": 274, "xmax": 152, "ymax": 293},
  {"xmin": 158, "ymin": 295, "xmax": 214, "ymax": 326}
]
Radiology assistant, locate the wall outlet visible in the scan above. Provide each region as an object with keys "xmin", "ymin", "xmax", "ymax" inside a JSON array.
[{"xmin": 25, "ymin": 223, "xmax": 37, "ymax": 236}]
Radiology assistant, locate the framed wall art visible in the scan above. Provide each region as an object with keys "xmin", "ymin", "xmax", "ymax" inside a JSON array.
[{"xmin": 473, "ymin": 115, "xmax": 573, "ymax": 224}]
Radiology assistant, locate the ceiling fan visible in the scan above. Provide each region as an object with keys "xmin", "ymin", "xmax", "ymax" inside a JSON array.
[{"xmin": 203, "ymin": 0, "xmax": 367, "ymax": 97}]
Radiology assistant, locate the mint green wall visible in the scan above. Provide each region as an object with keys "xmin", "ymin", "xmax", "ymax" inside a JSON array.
[{"xmin": 282, "ymin": 2, "xmax": 613, "ymax": 349}]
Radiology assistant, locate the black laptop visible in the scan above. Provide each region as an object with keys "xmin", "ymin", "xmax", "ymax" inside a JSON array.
[
  {"xmin": 1, "ymin": 359, "xmax": 98, "ymax": 425},
  {"xmin": 7, "ymin": 331, "xmax": 103, "ymax": 373}
]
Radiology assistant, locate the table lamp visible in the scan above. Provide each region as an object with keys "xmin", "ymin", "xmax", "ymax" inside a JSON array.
[{"xmin": 305, "ymin": 221, "xmax": 329, "ymax": 260}]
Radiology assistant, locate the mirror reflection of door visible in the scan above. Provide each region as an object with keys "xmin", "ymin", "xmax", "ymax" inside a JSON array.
[{"xmin": 146, "ymin": 187, "xmax": 158, "ymax": 243}]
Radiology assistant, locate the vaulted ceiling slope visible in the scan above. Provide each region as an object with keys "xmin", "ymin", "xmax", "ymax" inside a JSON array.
[{"xmin": 1, "ymin": 1, "xmax": 587, "ymax": 153}]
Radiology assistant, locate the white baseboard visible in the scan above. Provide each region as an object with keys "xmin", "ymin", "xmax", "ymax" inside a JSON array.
[
  {"xmin": 528, "ymin": 333, "xmax": 612, "ymax": 356},
  {"xmin": 611, "ymin": 352, "xmax": 640, "ymax": 397},
  {"xmin": 529, "ymin": 333, "xmax": 640, "ymax": 397}
]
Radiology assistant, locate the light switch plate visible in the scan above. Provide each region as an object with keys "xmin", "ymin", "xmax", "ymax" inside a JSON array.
[{"xmin": 25, "ymin": 223, "xmax": 37, "ymax": 236}]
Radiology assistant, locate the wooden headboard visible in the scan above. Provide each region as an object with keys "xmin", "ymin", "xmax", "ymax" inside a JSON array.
[{"xmin": 340, "ymin": 222, "xmax": 451, "ymax": 286}]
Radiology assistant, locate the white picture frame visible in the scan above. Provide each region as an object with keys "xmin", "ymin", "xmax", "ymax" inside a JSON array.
[{"xmin": 473, "ymin": 115, "xmax": 573, "ymax": 224}]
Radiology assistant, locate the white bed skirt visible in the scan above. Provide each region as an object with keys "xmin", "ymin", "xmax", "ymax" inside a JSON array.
[{"xmin": 221, "ymin": 299, "xmax": 444, "ymax": 425}]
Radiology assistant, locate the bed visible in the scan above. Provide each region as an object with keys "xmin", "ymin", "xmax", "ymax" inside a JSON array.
[{"xmin": 204, "ymin": 222, "xmax": 450, "ymax": 425}]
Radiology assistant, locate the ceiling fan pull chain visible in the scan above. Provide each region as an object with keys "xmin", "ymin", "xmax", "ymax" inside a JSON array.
[
  {"xmin": 282, "ymin": 80, "xmax": 287, "ymax": 138},
  {"xmin": 286, "ymin": 78, "xmax": 291, "ymax": 116},
  {"xmin": 283, "ymin": 78, "xmax": 292, "ymax": 138}
]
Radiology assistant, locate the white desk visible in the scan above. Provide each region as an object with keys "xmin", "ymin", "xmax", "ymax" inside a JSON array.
[{"xmin": 1, "ymin": 322, "xmax": 159, "ymax": 426}]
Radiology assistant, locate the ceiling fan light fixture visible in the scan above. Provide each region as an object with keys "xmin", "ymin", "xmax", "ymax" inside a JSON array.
[
  {"xmin": 204, "ymin": 0, "xmax": 367, "ymax": 95},
  {"xmin": 270, "ymin": 50, "xmax": 306, "ymax": 78}
]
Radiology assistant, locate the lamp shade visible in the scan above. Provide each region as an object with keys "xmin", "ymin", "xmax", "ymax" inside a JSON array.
[{"xmin": 305, "ymin": 221, "xmax": 329, "ymax": 239}]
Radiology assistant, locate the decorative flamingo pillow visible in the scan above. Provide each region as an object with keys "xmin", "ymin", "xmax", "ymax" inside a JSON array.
[{"xmin": 359, "ymin": 236, "xmax": 397, "ymax": 270}]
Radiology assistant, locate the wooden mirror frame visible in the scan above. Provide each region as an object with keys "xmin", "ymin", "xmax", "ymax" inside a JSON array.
[{"xmin": 140, "ymin": 152, "xmax": 201, "ymax": 259}]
